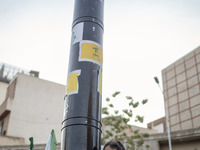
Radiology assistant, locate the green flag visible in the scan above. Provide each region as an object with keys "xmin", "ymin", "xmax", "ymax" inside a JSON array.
[
  {"xmin": 29, "ymin": 137, "xmax": 34, "ymax": 150},
  {"xmin": 45, "ymin": 129, "xmax": 57, "ymax": 150}
]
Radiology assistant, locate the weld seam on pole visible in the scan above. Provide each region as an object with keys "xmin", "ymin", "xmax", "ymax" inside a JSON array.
[
  {"xmin": 62, "ymin": 116, "xmax": 102, "ymax": 126},
  {"xmin": 72, "ymin": 16, "xmax": 104, "ymax": 30},
  {"xmin": 61, "ymin": 124, "xmax": 102, "ymax": 132}
]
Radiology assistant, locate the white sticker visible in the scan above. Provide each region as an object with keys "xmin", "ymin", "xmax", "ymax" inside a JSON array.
[
  {"xmin": 98, "ymin": 70, "xmax": 102, "ymax": 94},
  {"xmin": 63, "ymin": 102, "xmax": 69, "ymax": 118},
  {"xmin": 71, "ymin": 23, "xmax": 84, "ymax": 45}
]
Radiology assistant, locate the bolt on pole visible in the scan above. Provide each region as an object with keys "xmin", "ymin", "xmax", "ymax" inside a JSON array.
[{"xmin": 61, "ymin": 0, "xmax": 104, "ymax": 150}]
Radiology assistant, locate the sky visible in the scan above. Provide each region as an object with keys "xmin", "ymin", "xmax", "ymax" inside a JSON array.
[{"xmin": 1, "ymin": 0, "xmax": 200, "ymax": 127}]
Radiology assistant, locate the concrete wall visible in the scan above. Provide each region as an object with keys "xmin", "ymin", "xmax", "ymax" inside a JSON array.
[
  {"xmin": 139, "ymin": 127, "xmax": 200, "ymax": 150},
  {"xmin": 138, "ymin": 140, "xmax": 159, "ymax": 150},
  {"xmin": 148, "ymin": 117, "xmax": 166, "ymax": 133},
  {"xmin": 0, "ymin": 143, "xmax": 61, "ymax": 150},
  {"xmin": 0, "ymin": 81, "xmax": 8, "ymax": 105},
  {"xmin": 160, "ymin": 140, "xmax": 200, "ymax": 150},
  {"xmin": 0, "ymin": 136, "xmax": 24, "ymax": 146},
  {"xmin": 5, "ymin": 74, "xmax": 65, "ymax": 144}
]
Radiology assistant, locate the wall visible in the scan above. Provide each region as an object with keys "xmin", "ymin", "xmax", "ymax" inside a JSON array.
[
  {"xmin": 162, "ymin": 46, "xmax": 200, "ymax": 131},
  {"xmin": 160, "ymin": 140, "xmax": 200, "ymax": 150},
  {"xmin": 148, "ymin": 117, "xmax": 166, "ymax": 133},
  {"xmin": 0, "ymin": 136, "xmax": 24, "ymax": 146},
  {"xmin": 138, "ymin": 127, "xmax": 200, "ymax": 150},
  {"xmin": 0, "ymin": 143, "xmax": 61, "ymax": 150},
  {"xmin": 0, "ymin": 81, "xmax": 8, "ymax": 105},
  {"xmin": 6, "ymin": 74, "xmax": 65, "ymax": 144}
]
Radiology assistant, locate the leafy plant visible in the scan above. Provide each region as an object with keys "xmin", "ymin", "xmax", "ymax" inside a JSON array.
[{"xmin": 101, "ymin": 91, "xmax": 150, "ymax": 150}]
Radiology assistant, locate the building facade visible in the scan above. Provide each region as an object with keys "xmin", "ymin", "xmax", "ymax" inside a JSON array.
[
  {"xmin": 0, "ymin": 73, "xmax": 65, "ymax": 144},
  {"xmin": 147, "ymin": 117, "xmax": 166, "ymax": 133},
  {"xmin": 0, "ymin": 62, "xmax": 35, "ymax": 106},
  {"xmin": 0, "ymin": 81, "xmax": 8, "ymax": 106},
  {"xmin": 162, "ymin": 46, "xmax": 200, "ymax": 131},
  {"xmin": 0, "ymin": 64, "xmax": 9, "ymax": 105}
]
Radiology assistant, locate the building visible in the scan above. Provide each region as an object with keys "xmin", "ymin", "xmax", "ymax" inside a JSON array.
[
  {"xmin": 0, "ymin": 80, "xmax": 8, "ymax": 106},
  {"xmin": 162, "ymin": 46, "xmax": 200, "ymax": 131},
  {"xmin": 0, "ymin": 63, "xmax": 11, "ymax": 105},
  {"xmin": 147, "ymin": 117, "xmax": 166, "ymax": 133},
  {"xmin": 146, "ymin": 46, "xmax": 200, "ymax": 150},
  {"xmin": 0, "ymin": 63, "xmax": 65, "ymax": 145},
  {"xmin": 149, "ymin": 46, "xmax": 200, "ymax": 132},
  {"xmin": 0, "ymin": 63, "xmax": 38, "ymax": 105}
]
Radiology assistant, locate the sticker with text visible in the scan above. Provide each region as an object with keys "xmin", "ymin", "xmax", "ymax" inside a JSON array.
[
  {"xmin": 79, "ymin": 40, "xmax": 103, "ymax": 66},
  {"xmin": 66, "ymin": 70, "xmax": 81, "ymax": 96},
  {"xmin": 71, "ymin": 23, "xmax": 84, "ymax": 45}
]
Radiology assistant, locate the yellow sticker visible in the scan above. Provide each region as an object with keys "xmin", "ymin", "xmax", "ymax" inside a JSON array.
[
  {"xmin": 66, "ymin": 70, "xmax": 81, "ymax": 95},
  {"xmin": 79, "ymin": 40, "xmax": 103, "ymax": 66},
  {"xmin": 98, "ymin": 71, "xmax": 102, "ymax": 94}
]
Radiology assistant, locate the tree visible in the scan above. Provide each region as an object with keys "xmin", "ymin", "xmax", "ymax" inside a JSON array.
[{"xmin": 101, "ymin": 91, "xmax": 150, "ymax": 150}]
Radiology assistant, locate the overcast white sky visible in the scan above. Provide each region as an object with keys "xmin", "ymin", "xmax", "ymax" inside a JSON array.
[{"xmin": 1, "ymin": 0, "xmax": 200, "ymax": 127}]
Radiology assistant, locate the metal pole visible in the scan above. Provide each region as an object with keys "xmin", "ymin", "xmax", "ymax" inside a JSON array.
[
  {"xmin": 61, "ymin": 0, "xmax": 104, "ymax": 150},
  {"xmin": 154, "ymin": 77, "xmax": 172, "ymax": 150},
  {"xmin": 164, "ymin": 96, "xmax": 172, "ymax": 150}
]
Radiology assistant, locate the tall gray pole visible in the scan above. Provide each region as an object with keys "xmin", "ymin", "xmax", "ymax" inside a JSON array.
[
  {"xmin": 61, "ymin": 0, "xmax": 104, "ymax": 150},
  {"xmin": 154, "ymin": 77, "xmax": 172, "ymax": 150}
]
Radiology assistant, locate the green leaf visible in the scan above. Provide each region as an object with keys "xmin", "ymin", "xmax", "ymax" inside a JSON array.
[
  {"xmin": 137, "ymin": 139, "xmax": 144, "ymax": 146},
  {"xmin": 134, "ymin": 134, "xmax": 141, "ymax": 139},
  {"xmin": 126, "ymin": 96, "xmax": 132, "ymax": 100},
  {"xmin": 112, "ymin": 91, "xmax": 120, "ymax": 97},
  {"xmin": 132, "ymin": 102, "xmax": 139, "ymax": 108},
  {"xmin": 102, "ymin": 107, "xmax": 109, "ymax": 115},
  {"xmin": 122, "ymin": 117, "xmax": 130, "ymax": 124},
  {"xmin": 105, "ymin": 130, "xmax": 113, "ymax": 137},
  {"xmin": 142, "ymin": 99, "xmax": 148, "ymax": 104},
  {"xmin": 108, "ymin": 104, "xmax": 114, "ymax": 108},
  {"xmin": 143, "ymin": 133, "xmax": 149, "ymax": 137},
  {"xmin": 122, "ymin": 133, "xmax": 127, "ymax": 137},
  {"xmin": 135, "ymin": 115, "xmax": 144, "ymax": 123},
  {"xmin": 133, "ymin": 129, "xmax": 139, "ymax": 134},
  {"xmin": 145, "ymin": 144, "xmax": 150, "ymax": 148},
  {"xmin": 122, "ymin": 109, "xmax": 128, "ymax": 114},
  {"xmin": 106, "ymin": 97, "xmax": 110, "ymax": 102},
  {"xmin": 114, "ymin": 110, "xmax": 119, "ymax": 114},
  {"xmin": 122, "ymin": 109, "xmax": 133, "ymax": 117},
  {"xmin": 129, "ymin": 101, "xmax": 133, "ymax": 106}
]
